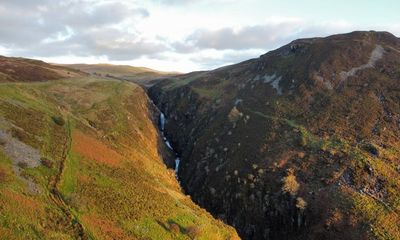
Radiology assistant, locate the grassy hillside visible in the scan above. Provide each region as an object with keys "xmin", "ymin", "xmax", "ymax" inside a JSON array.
[
  {"xmin": 0, "ymin": 56, "xmax": 86, "ymax": 83},
  {"xmin": 61, "ymin": 64, "xmax": 179, "ymax": 87},
  {"xmin": 0, "ymin": 76, "xmax": 239, "ymax": 239}
]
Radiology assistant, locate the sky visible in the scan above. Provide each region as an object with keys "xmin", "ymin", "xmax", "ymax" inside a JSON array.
[{"xmin": 0, "ymin": 0, "xmax": 399, "ymax": 72}]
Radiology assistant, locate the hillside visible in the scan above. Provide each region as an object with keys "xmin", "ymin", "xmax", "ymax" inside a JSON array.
[
  {"xmin": 0, "ymin": 56, "xmax": 87, "ymax": 83},
  {"xmin": 61, "ymin": 64, "xmax": 178, "ymax": 87},
  {"xmin": 148, "ymin": 31, "xmax": 400, "ymax": 239},
  {"xmin": 0, "ymin": 62, "xmax": 239, "ymax": 239}
]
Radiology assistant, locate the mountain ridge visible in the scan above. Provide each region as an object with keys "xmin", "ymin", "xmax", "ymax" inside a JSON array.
[
  {"xmin": 148, "ymin": 30, "xmax": 400, "ymax": 240},
  {"xmin": 60, "ymin": 63, "xmax": 180, "ymax": 87}
]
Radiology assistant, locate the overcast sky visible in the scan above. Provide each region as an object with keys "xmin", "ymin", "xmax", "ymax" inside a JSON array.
[{"xmin": 0, "ymin": 0, "xmax": 399, "ymax": 72}]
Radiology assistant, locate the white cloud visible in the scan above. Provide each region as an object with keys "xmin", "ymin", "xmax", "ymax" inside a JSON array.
[{"xmin": 0, "ymin": 0, "xmax": 398, "ymax": 72}]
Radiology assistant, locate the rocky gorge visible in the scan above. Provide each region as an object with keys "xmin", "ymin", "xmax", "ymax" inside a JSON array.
[{"xmin": 148, "ymin": 31, "xmax": 400, "ymax": 240}]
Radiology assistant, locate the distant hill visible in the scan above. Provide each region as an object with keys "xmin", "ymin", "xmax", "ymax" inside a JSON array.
[
  {"xmin": 61, "ymin": 63, "xmax": 179, "ymax": 87},
  {"xmin": 0, "ymin": 56, "xmax": 87, "ymax": 83},
  {"xmin": 149, "ymin": 31, "xmax": 400, "ymax": 240}
]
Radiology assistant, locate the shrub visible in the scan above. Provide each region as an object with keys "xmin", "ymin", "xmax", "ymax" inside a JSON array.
[
  {"xmin": 228, "ymin": 107, "xmax": 242, "ymax": 122},
  {"xmin": 296, "ymin": 197, "xmax": 307, "ymax": 210},
  {"xmin": 11, "ymin": 128, "xmax": 26, "ymax": 141},
  {"xmin": 169, "ymin": 223, "xmax": 180, "ymax": 235},
  {"xmin": 186, "ymin": 225, "xmax": 202, "ymax": 239},
  {"xmin": 282, "ymin": 169, "xmax": 300, "ymax": 196},
  {"xmin": 41, "ymin": 157, "xmax": 53, "ymax": 168},
  {"xmin": 362, "ymin": 143, "xmax": 379, "ymax": 157},
  {"xmin": 52, "ymin": 116, "xmax": 65, "ymax": 126},
  {"xmin": 299, "ymin": 134, "xmax": 307, "ymax": 147},
  {"xmin": 88, "ymin": 119, "xmax": 96, "ymax": 128},
  {"xmin": 247, "ymin": 174, "xmax": 255, "ymax": 181},
  {"xmin": 0, "ymin": 138, "xmax": 6, "ymax": 146},
  {"xmin": 0, "ymin": 168, "xmax": 6, "ymax": 182},
  {"xmin": 17, "ymin": 161, "xmax": 28, "ymax": 169},
  {"xmin": 325, "ymin": 209, "xmax": 343, "ymax": 230}
]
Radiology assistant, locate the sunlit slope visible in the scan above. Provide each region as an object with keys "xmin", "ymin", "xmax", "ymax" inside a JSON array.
[
  {"xmin": 0, "ymin": 56, "xmax": 86, "ymax": 83},
  {"xmin": 0, "ymin": 77, "xmax": 239, "ymax": 240},
  {"xmin": 61, "ymin": 64, "xmax": 178, "ymax": 86}
]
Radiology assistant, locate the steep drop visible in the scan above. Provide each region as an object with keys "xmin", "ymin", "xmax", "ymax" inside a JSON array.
[
  {"xmin": 159, "ymin": 112, "xmax": 181, "ymax": 175},
  {"xmin": 148, "ymin": 31, "xmax": 400, "ymax": 240}
]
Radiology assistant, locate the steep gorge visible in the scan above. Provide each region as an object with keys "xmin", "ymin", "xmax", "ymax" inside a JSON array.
[
  {"xmin": 148, "ymin": 31, "xmax": 400, "ymax": 240},
  {"xmin": 1, "ymin": 31, "xmax": 399, "ymax": 240}
]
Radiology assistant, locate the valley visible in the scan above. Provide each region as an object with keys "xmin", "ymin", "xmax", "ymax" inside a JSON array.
[{"xmin": 0, "ymin": 30, "xmax": 399, "ymax": 240}]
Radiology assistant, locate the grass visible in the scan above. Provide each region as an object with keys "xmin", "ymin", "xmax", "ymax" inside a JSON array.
[
  {"xmin": 353, "ymin": 193, "xmax": 400, "ymax": 239},
  {"xmin": 192, "ymin": 87, "xmax": 220, "ymax": 99},
  {"xmin": 297, "ymin": 128, "xmax": 400, "ymax": 239},
  {"xmin": 0, "ymin": 149, "xmax": 76, "ymax": 239},
  {"xmin": 164, "ymin": 74, "xmax": 204, "ymax": 90},
  {"xmin": 59, "ymin": 151, "xmax": 80, "ymax": 198},
  {"xmin": 244, "ymin": 104, "xmax": 400, "ymax": 239},
  {"xmin": 0, "ymin": 55, "xmax": 85, "ymax": 83},
  {"xmin": 0, "ymin": 77, "xmax": 239, "ymax": 239}
]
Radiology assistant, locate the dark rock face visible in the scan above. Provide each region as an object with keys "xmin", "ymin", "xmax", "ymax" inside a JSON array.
[{"xmin": 148, "ymin": 31, "xmax": 400, "ymax": 240}]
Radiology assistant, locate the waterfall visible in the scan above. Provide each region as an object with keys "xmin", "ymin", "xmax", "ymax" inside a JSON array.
[
  {"xmin": 175, "ymin": 158, "xmax": 180, "ymax": 173},
  {"xmin": 160, "ymin": 112, "xmax": 165, "ymax": 131},
  {"xmin": 165, "ymin": 140, "xmax": 173, "ymax": 150},
  {"xmin": 159, "ymin": 112, "xmax": 180, "ymax": 175}
]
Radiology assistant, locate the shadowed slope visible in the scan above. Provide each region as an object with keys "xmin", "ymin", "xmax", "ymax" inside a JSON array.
[{"xmin": 149, "ymin": 31, "xmax": 400, "ymax": 240}]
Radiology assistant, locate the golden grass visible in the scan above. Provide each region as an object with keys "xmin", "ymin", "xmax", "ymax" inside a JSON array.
[
  {"xmin": 0, "ymin": 76, "xmax": 239, "ymax": 239},
  {"xmin": 72, "ymin": 131, "xmax": 123, "ymax": 167}
]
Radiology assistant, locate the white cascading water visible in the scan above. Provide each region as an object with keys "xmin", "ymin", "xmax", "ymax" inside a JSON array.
[
  {"xmin": 160, "ymin": 112, "xmax": 166, "ymax": 131},
  {"xmin": 175, "ymin": 158, "xmax": 180, "ymax": 173},
  {"xmin": 165, "ymin": 140, "xmax": 173, "ymax": 150},
  {"xmin": 159, "ymin": 112, "xmax": 180, "ymax": 176}
]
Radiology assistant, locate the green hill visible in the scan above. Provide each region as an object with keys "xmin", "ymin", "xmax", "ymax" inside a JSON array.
[
  {"xmin": 60, "ymin": 64, "xmax": 179, "ymax": 87},
  {"xmin": 0, "ymin": 57, "xmax": 239, "ymax": 239}
]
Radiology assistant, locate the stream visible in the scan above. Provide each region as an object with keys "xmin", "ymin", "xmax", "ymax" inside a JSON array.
[{"xmin": 159, "ymin": 112, "xmax": 180, "ymax": 176}]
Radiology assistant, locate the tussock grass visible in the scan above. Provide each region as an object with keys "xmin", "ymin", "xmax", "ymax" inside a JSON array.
[{"xmin": 0, "ymin": 77, "xmax": 238, "ymax": 239}]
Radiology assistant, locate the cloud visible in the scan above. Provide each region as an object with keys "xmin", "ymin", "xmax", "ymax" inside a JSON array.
[
  {"xmin": 11, "ymin": 27, "xmax": 168, "ymax": 61},
  {"xmin": 384, "ymin": 24, "xmax": 400, "ymax": 37},
  {"xmin": 0, "ymin": 0, "xmax": 397, "ymax": 72},
  {"xmin": 151, "ymin": 0, "xmax": 238, "ymax": 5},
  {"xmin": 152, "ymin": 0, "xmax": 199, "ymax": 4},
  {"xmin": 174, "ymin": 19, "xmax": 356, "ymax": 52},
  {"xmin": 0, "ymin": 0, "xmax": 155, "ymax": 59},
  {"xmin": 189, "ymin": 49, "xmax": 265, "ymax": 69},
  {"xmin": 185, "ymin": 25, "xmax": 298, "ymax": 50}
]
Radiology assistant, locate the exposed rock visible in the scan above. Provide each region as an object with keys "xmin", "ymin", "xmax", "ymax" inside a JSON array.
[{"xmin": 0, "ymin": 129, "xmax": 41, "ymax": 168}]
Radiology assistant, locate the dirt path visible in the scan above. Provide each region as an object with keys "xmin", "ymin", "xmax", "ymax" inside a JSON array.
[{"xmin": 340, "ymin": 44, "xmax": 384, "ymax": 82}]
